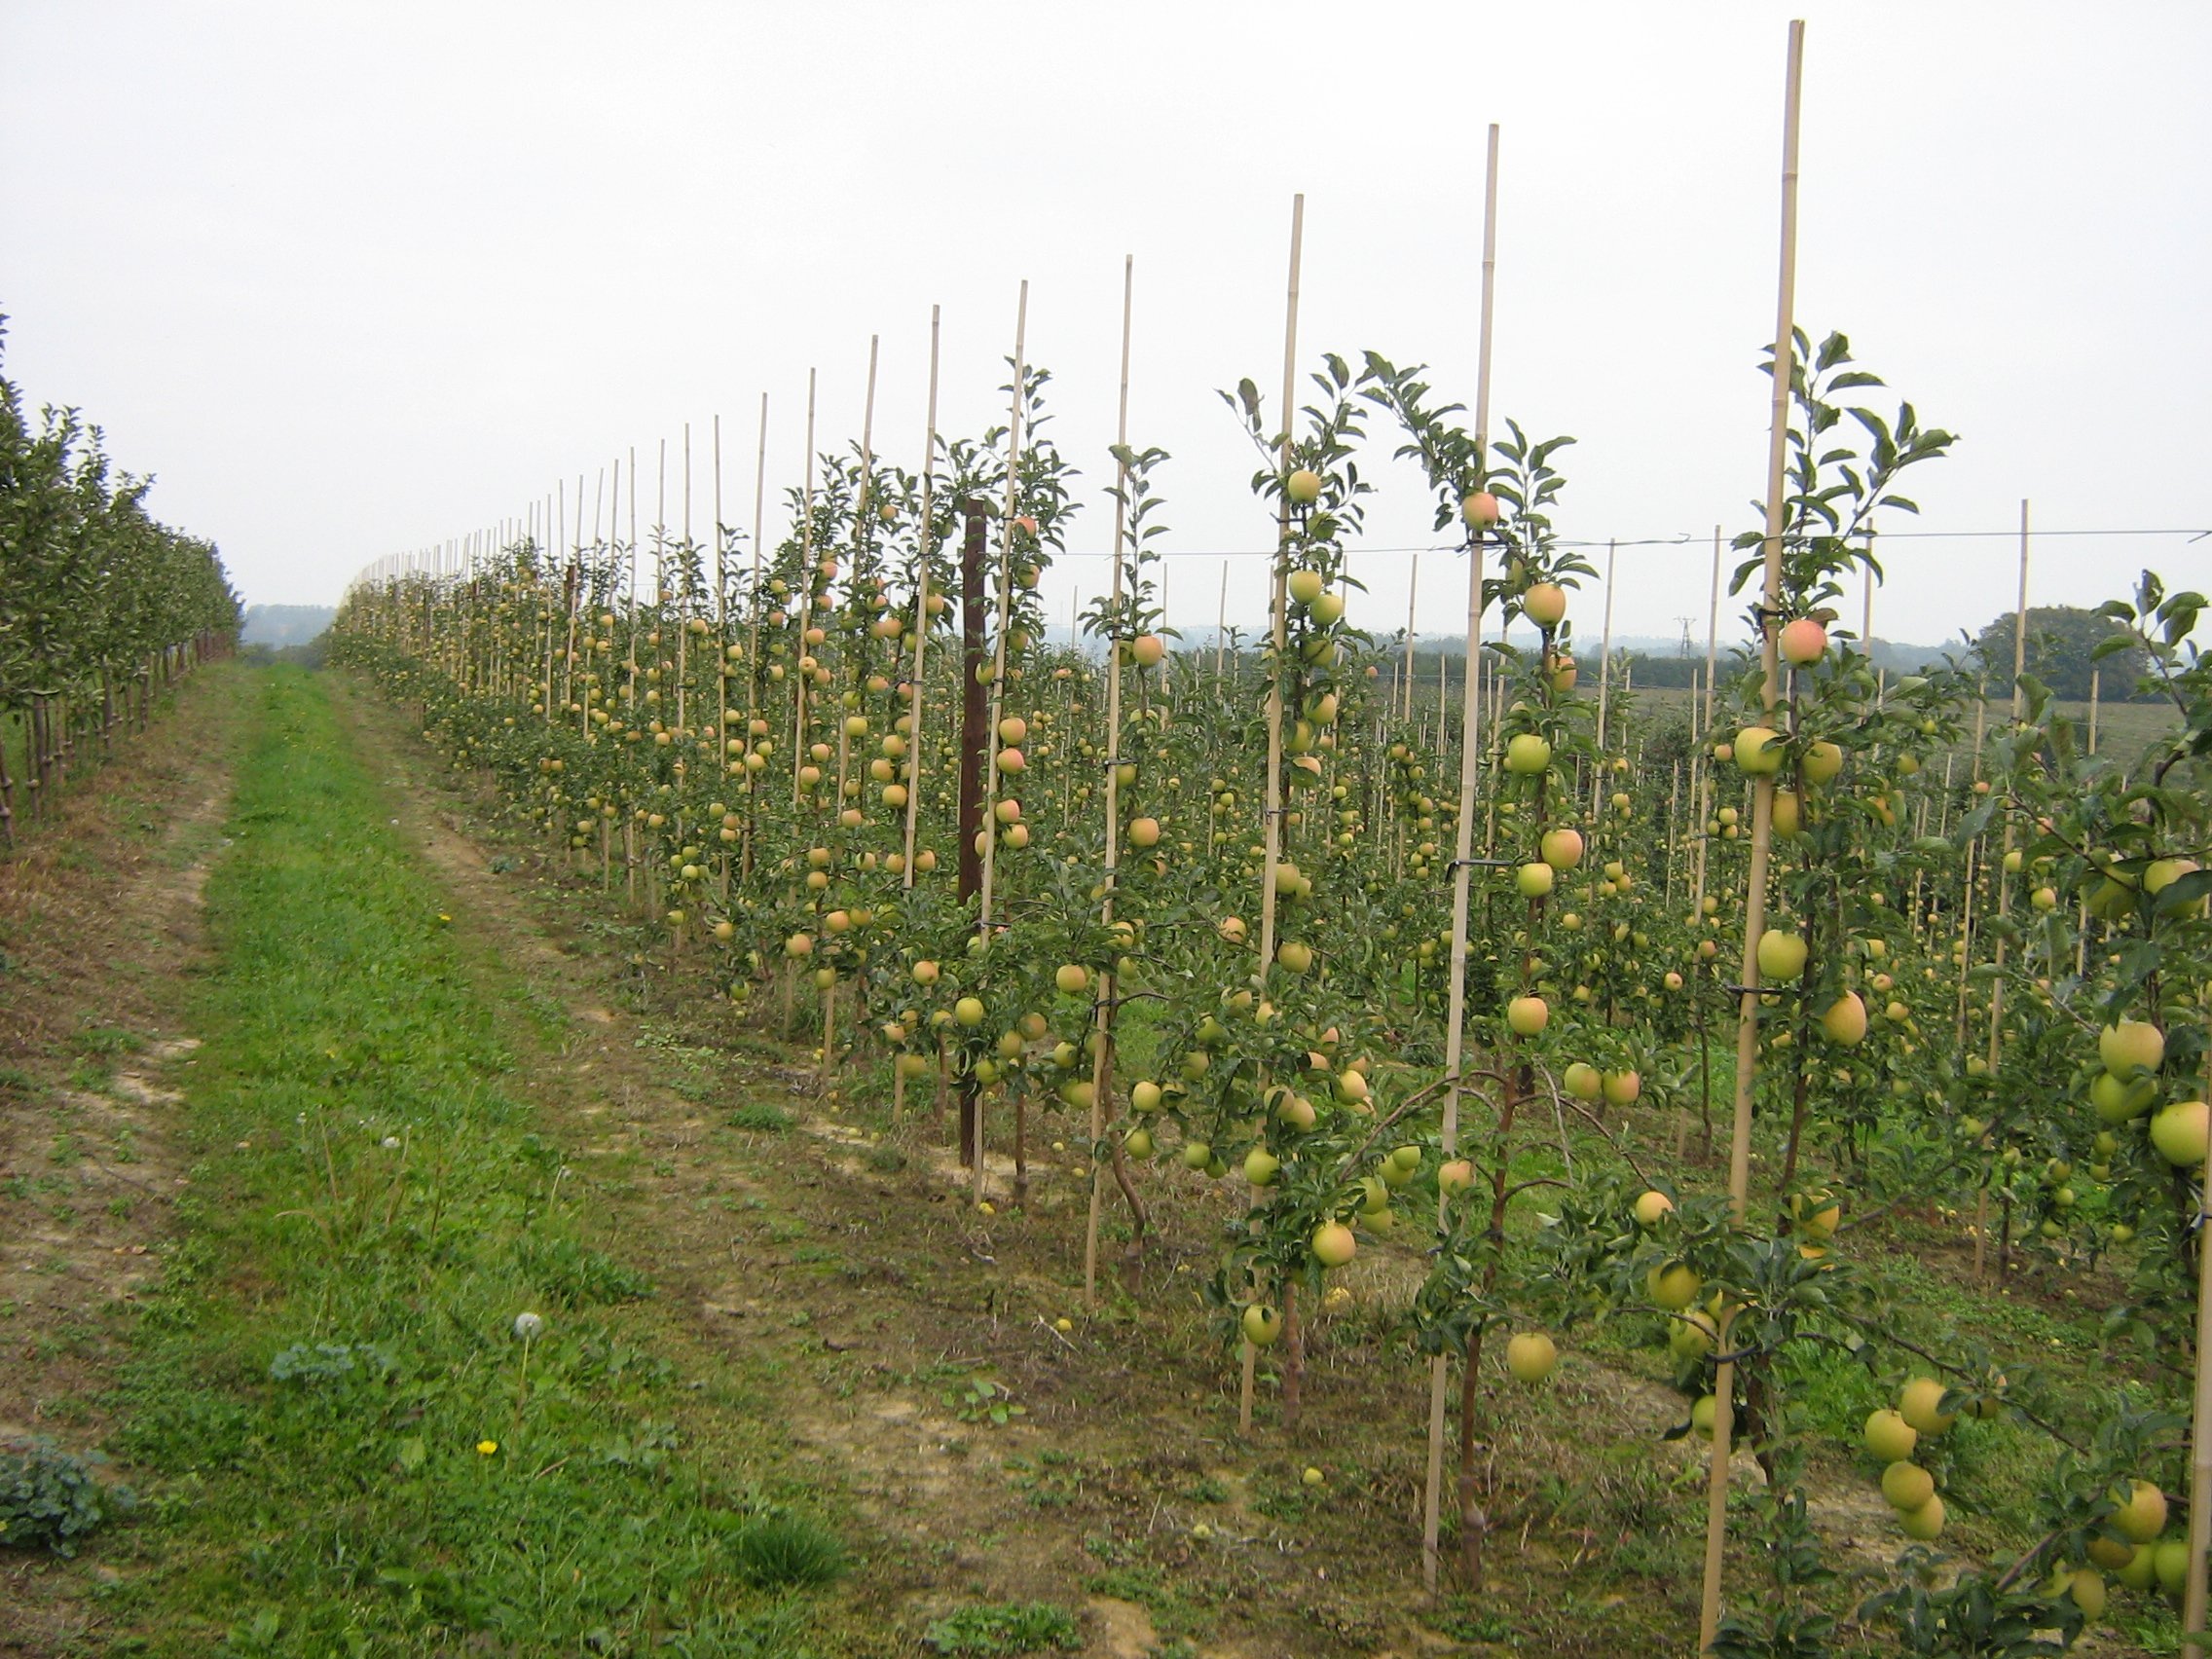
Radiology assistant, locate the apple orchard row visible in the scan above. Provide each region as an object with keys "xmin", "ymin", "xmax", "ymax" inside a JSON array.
[{"xmin": 332, "ymin": 345, "xmax": 2212, "ymax": 1643}]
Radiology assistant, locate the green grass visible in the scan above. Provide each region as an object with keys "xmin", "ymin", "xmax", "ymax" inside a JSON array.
[
  {"xmin": 98, "ymin": 668, "xmax": 853, "ymax": 1654},
  {"xmin": 920, "ymin": 1601, "xmax": 1080, "ymax": 1655},
  {"xmin": 728, "ymin": 1100, "xmax": 795, "ymax": 1132}
]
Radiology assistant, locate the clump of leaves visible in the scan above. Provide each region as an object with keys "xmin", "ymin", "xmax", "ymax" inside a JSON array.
[
  {"xmin": 269, "ymin": 1341, "xmax": 396, "ymax": 1385},
  {"xmin": 728, "ymin": 1101, "xmax": 793, "ymax": 1133},
  {"xmin": 922, "ymin": 1601, "xmax": 1081, "ymax": 1655},
  {"xmin": 946, "ymin": 1376, "xmax": 1025, "ymax": 1426},
  {"xmin": 514, "ymin": 1234, "xmax": 653, "ymax": 1307},
  {"xmin": 726, "ymin": 1510, "xmax": 846, "ymax": 1589},
  {"xmin": 0, "ymin": 1437, "xmax": 132, "ymax": 1554}
]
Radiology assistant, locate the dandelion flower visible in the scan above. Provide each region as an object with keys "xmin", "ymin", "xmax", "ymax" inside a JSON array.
[
  {"xmin": 513, "ymin": 1311, "xmax": 543, "ymax": 1341},
  {"xmin": 476, "ymin": 1439, "xmax": 498, "ymax": 1456}
]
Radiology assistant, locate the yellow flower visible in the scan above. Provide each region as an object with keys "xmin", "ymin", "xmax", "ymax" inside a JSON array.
[{"xmin": 476, "ymin": 1439, "xmax": 498, "ymax": 1456}]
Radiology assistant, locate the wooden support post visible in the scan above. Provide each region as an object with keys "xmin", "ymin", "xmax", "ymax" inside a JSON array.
[
  {"xmin": 957, "ymin": 503, "xmax": 989, "ymax": 1176},
  {"xmin": 1423, "ymin": 126, "xmax": 1500, "ymax": 1597},
  {"xmin": 1702, "ymin": 21, "xmax": 1803, "ymax": 1652}
]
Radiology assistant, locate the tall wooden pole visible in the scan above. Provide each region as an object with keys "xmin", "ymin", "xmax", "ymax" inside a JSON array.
[
  {"xmin": 1702, "ymin": 20, "xmax": 1804, "ymax": 1652},
  {"xmin": 973, "ymin": 284, "xmax": 1029, "ymax": 1204},
  {"xmin": 2182, "ymin": 1003, "xmax": 2212, "ymax": 1659},
  {"xmin": 1692, "ymin": 527, "xmax": 1723, "ymax": 926},
  {"xmin": 820, "ymin": 340, "xmax": 879, "ymax": 1087},
  {"xmin": 978, "ymin": 282, "xmax": 1029, "ymax": 935},
  {"xmin": 1214, "ymin": 561, "xmax": 1229, "ymax": 683},
  {"xmin": 1985, "ymin": 504, "xmax": 2029, "ymax": 1086},
  {"xmin": 901, "ymin": 307, "xmax": 942, "ymax": 889},
  {"xmin": 1422, "ymin": 122, "xmax": 1499, "ymax": 1598},
  {"xmin": 747, "ymin": 394, "xmax": 767, "ymax": 739},
  {"xmin": 1255, "ymin": 196, "xmax": 1304, "ymax": 990},
  {"xmin": 1595, "ymin": 537, "xmax": 1619, "ymax": 750},
  {"xmin": 793, "ymin": 372, "xmax": 819, "ymax": 806},
  {"xmin": 1403, "ymin": 553, "xmax": 1420, "ymax": 721},
  {"xmin": 1244, "ymin": 195, "xmax": 1304, "ymax": 1440},
  {"xmin": 714, "ymin": 417, "xmax": 726, "ymax": 775},
  {"xmin": 1087, "ymin": 255, "xmax": 1135, "ymax": 1304},
  {"xmin": 679, "ymin": 425, "xmax": 691, "ymax": 735}
]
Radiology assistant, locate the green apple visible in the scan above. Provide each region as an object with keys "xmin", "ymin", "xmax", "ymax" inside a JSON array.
[
  {"xmin": 2113, "ymin": 1479, "xmax": 2168, "ymax": 1543},
  {"xmin": 2150, "ymin": 1101, "xmax": 2208, "ymax": 1167},
  {"xmin": 1864, "ymin": 1409, "xmax": 1917, "ymax": 1464},
  {"xmin": 2100, "ymin": 1019, "xmax": 2165, "ymax": 1076},
  {"xmin": 1505, "ymin": 733, "xmax": 1552, "ymax": 775},
  {"xmin": 1734, "ymin": 726, "xmax": 1784, "ymax": 775},
  {"xmin": 1899, "ymin": 1377, "xmax": 1954, "ymax": 1437},
  {"xmin": 1647, "ymin": 1262, "xmax": 1701, "ymax": 1310},
  {"xmin": 1756, "ymin": 929, "xmax": 1808, "ymax": 980},
  {"xmin": 1634, "ymin": 1189, "xmax": 1675, "ymax": 1227},
  {"xmin": 1819, "ymin": 993, "xmax": 1868, "ymax": 1046},
  {"xmin": 1311, "ymin": 1220, "xmax": 1356, "ymax": 1268},
  {"xmin": 1898, "ymin": 1495, "xmax": 1946, "ymax": 1540},
  {"xmin": 1881, "ymin": 1461, "xmax": 1936, "ymax": 1511},
  {"xmin": 1505, "ymin": 1331, "xmax": 1558, "ymax": 1384}
]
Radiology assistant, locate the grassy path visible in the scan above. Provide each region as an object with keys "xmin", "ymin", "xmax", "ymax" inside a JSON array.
[{"xmin": 76, "ymin": 669, "xmax": 865, "ymax": 1655}]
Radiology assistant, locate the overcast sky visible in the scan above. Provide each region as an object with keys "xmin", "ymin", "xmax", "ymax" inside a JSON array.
[{"xmin": 4, "ymin": 1, "xmax": 2207, "ymax": 651}]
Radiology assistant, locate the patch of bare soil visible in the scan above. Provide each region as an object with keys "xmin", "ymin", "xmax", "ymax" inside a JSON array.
[{"xmin": 0, "ymin": 666, "xmax": 248, "ymax": 1653}]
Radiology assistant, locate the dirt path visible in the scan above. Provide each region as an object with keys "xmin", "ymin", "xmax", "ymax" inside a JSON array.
[{"xmin": 0, "ymin": 664, "xmax": 250, "ymax": 1648}]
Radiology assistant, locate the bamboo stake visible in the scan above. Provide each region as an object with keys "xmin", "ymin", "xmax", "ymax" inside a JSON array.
[
  {"xmin": 714, "ymin": 415, "xmax": 726, "ymax": 785},
  {"xmin": 890, "ymin": 313, "xmax": 941, "ymax": 1122},
  {"xmin": 978, "ymin": 284, "xmax": 1029, "ymax": 934},
  {"xmin": 619, "ymin": 453, "xmax": 639, "ymax": 905},
  {"xmin": 1703, "ymin": 526, "xmax": 1723, "ymax": 737},
  {"xmin": 571, "ymin": 480, "xmax": 591, "ymax": 743},
  {"xmin": 1861, "ymin": 535, "xmax": 1876, "ymax": 652},
  {"xmin": 1255, "ymin": 195, "xmax": 1303, "ymax": 998},
  {"xmin": 975, "ymin": 283, "xmax": 1029, "ymax": 1205},
  {"xmin": 1666, "ymin": 762, "xmax": 1681, "ymax": 911},
  {"xmin": 746, "ymin": 395, "xmax": 767, "ymax": 741},
  {"xmin": 1702, "ymin": 22, "xmax": 1803, "ymax": 1651},
  {"xmin": 1403, "ymin": 553, "xmax": 1419, "ymax": 721},
  {"xmin": 1215, "ymin": 562, "xmax": 1229, "ymax": 683},
  {"xmin": 1087, "ymin": 255, "xmax": 1135, "ymax": 1305},
  {"xmin": 824, "ymin": 340, "xmax": 879, "ymax": 1090},
  {"xmin": 1438, "ymin": 638, "xmax": 1451, "ymax": 744},
  {"xmin": 1957, "ymin": 687, "xmax": 1989, "ymax": 1069},
  {"xmin": 793, "ymin": 372, "xmax": 819, "ymax": 807},
  {"xmin": 1984, "ymin": 503, "xmax": 2029, "ymax": 1091},
  {"xmin": 2182, "ymin": 998, "xmax": 2212, "ymax": 1659},
  {"xmin": 1595, "ymin": 539, "xmax": 1618, "ymax": 749},
  {"xmin": 1692, "ymin": 529, "xmax": 1723, "ymax": 906},
  {"xmin": 679, "ymin": 427, "xmax": 691, "ymax": 737},
  {"xmin": 901, "ymin": 307, "xmax": 942, "ymax": 891},
  {"xmin": 1422, "ymin": 122, "xmax": 1499, "ymax": 1599},
  {"xmin": 1247, "ymin": 195, "xmax": 1304, "ymax": 1439}
]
